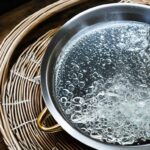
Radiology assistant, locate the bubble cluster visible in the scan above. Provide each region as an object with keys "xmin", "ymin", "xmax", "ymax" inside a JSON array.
[
  {"xmin": 62, "ymin": 75, "xmax": 150, "ymax": 145},
  {"xmin": 54, "ymin": 21, "xmax": 150, "ymax": 145}
]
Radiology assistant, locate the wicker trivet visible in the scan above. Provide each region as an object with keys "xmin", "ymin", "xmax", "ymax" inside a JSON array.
[{"xmin": 0, "ymin": 0, "xmax": 149, "ymax": 150}]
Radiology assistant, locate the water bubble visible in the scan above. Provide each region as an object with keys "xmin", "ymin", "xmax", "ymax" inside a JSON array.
[
  {"xmin": 73, "ymin": 64, "xmax": 80, "ymax": 72},
  {"xmin": 71, "ymin": 73, "xmax": 77, "ymax": 79},
  {"xmin": 72, "ymin": 78, "xmax": 79, "ymax": 85},
  {"xmin": 82, "ymin": 103, "xmax": 88, "ymax": 110},
  {"xmin": 62, "ymin": 89, "xmax": 70, "ymax": 96},
  {"xmin": 66, "ymin": 80, "xmax": 71, "ymax": 85},
  {"xmin": 65, "ymin": 108, "xmax": 72, "ymax": 114},
  {"xmin": 64, "ymin": 102, "xmax": 71, "ymax": 107},
  {"xmin": 60, "ymin": 97, "xmax": 67, "ymax": 103},
  {"xmin": 90, "ymin": 131, "xmax": 103, "ymax": 139},
  {"xmin": 74, "ymin": 105, "xmax": 82, "ymax": 112},
  {"xmin": 79, "ymin": 81, "xmax": 85, "ymax": 88},
  {"xmin": 78, "ymin": 73, "xmax": 83, "ymax": 79},
  {"xmin": 88, "ymin": 86, "xmax": 94, "ymax": 93},
  {"xmin": 119, "ymin": 135, "xmax": 135, "ymax": 145},
  {"xmin": 68, "ymin": 84, "xmax": 75, "ymax": 92},
  {"xmin": 106, "ymin": 58, "xmax": 112, "ymax": 64},
  {"xmin": 92, "ymin": 72, "xmax": 99, "ymax": 79},
  {"xmin": 67, "ymin": 92, "xmax": 74, "ymax": 99},
  {"xmin": 96, "ymin": 91, "xmax": 105, "ymax": 99},
  {"xmin": 71, "ymin": 112, "xmax": 82, "ymax": 123},
  {"xmin": 83, "ymin": 70, "xmax": 87, "ymax": 73},
  {"xmin": 86, "ymin": 93, "xmax": 94, "ymax": 99},
  {"xmin": 72, "ymin": 97, "xmax": 84, "ymax": 104}
]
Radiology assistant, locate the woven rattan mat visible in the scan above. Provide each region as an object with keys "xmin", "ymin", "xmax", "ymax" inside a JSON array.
[{"xmin": 0, "ymin": 0, "xmax": 149, "ymax": 150}]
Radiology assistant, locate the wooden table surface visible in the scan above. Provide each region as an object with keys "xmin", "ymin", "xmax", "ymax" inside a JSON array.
[{"xmin": 0, "ymin": 0, "xmax": 56, "ymax": 149}]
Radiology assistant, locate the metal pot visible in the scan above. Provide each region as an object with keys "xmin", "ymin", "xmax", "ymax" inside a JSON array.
[{"xmin": 37, "ymin": 3, "xmax": 150, "ymax": 150}]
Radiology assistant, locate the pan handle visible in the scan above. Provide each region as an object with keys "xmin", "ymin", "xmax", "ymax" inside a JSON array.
[{"xmin": 37, "ymin": 107, "xmax": 62, "ymax": 133}]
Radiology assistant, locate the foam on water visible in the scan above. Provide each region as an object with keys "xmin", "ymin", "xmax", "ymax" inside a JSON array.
[{"xmin": 54, "ymin": 21, "xmax": 150, "ymax": 145}]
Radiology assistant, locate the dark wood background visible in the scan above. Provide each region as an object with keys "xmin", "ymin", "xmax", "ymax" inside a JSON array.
[{"xmin": 0, "ymin": 1, "xmax": 56, "ymax": 149}]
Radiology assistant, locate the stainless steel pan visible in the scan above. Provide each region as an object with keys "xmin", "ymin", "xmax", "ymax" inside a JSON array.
[{"xmin": 37, "ymin": 3, "xmax": 150, "ymax": 150}]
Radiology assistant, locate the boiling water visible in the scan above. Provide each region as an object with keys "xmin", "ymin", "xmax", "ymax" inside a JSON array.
[{"xmin": 54, "ymin": 21, "xmax": 150, "ymax": 145}]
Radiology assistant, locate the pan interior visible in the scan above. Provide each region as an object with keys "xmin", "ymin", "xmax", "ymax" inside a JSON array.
[{"xmin": 54, "ymin": 21, "xmax": 150, "ymax": 146}]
